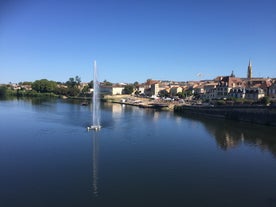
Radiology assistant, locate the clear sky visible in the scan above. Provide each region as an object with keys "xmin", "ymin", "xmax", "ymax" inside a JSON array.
[{"xmin": 1, "ymin": 0, "xmax": 276, "ymax": 84}]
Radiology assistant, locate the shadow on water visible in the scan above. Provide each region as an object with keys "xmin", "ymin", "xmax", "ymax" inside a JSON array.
[{"xmin": 175, "ymin": 112, "xmax": 276, "ymax": 157}]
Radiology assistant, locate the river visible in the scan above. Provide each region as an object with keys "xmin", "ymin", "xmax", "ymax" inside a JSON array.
[{"xmin": 0, "ymin": 98, "xmax": 276, "ymax": 207}]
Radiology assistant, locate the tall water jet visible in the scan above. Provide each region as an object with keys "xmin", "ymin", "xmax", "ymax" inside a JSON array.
[{"xmin": 88, "ymin": 60, "xmax": 101, "ymax": 131}]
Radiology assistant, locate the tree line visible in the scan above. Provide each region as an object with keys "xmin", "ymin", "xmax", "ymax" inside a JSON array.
[
  {"xmin": 0, "ymin": 76, "xmax": 139, "ymax": 98},
  {"xmin": 0, "ymin": 76, "xmax": 93, "ymax": 98}
]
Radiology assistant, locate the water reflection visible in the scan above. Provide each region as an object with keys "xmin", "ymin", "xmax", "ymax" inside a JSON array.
[
  {"xmin": 92, "ymin": 132, "xmax": 100, "ymax": 197},
  {"xmin": 175, "ymin": 113, "xmax": 276, "ymax": 157}
]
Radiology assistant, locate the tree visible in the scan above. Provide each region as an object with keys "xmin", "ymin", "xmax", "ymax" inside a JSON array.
[
  {"xmin": 65, "ymin": 77, "xmax": 81, "ymax": 97},
  {"xmin": 123, "ymin": 85, "xmax": 134, "ymax": 94},
  {"xmin": 75, "ymin": 76, "xmax": 81, "ymax": 85},
  {"xmin": 259, "ymin": 96, "xmax": 270, "ymax": 105},
  {"xmin": 159, "ymin": 89, "xmax": 169, "ymax": 97},
  {"xmin": 102, "ymin": 80, "xmax": 113, "ymax": 86},
  {"xmin": 66, "ymin": 77, "xmax": 76, "ymax": 87},
  {"xmin": 0, "ymin": 86, "xmax": 7, "ymax": 97},
  {"xmin": 88, "ymin": 80, "xmax": 94, "ymax": 88},
  {"xmin": 67, "ymin": 86, "xmax": 80, "ymax": 96},
  {"xmin": 134, "ymin": 81, "xmax": 139, "ymax": 88},
  {"xmin": 32, "ymin": 79, "xmax": 57, "ymax": 93}
]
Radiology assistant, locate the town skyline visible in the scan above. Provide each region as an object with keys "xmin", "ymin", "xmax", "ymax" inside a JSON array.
[
  {"xmin": 2, "ymin": 59, "xmax": 275, "ymax": 85},
  {"xmin": 1, "ymin": 0, "xmax": 276, "ymax": 84}
]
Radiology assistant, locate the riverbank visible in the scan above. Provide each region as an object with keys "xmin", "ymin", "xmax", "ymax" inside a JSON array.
[
  {"xmin": 174, "ymin": 104, "xmax": 276, "ymax": 126},
  {"xmin": 102, "ymin": 95, "xmax": 175, "ymax": 110}
]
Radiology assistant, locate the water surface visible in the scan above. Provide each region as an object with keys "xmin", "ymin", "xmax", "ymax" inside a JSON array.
[{"xmin": 0, "ymin": 98, "xmax": 276, "ymax": 207}]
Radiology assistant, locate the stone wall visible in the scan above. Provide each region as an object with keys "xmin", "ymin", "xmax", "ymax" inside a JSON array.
[{"xmin": 174, "ymin": 105, "xmax": 276, "ymax": 126}]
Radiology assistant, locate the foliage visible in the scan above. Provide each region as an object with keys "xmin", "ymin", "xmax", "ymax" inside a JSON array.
[
  {"xmin": 66, "ymin": 86, "xmax": 80, "ymax": 97},
  {"xmin": 243, "ymin": 99, "xmax": 254, "ymax": 105},
  {"xmin": 102, "ymin": 80, "xmax": 113, "ymax": 86},
  {"xmin": 32, "ymin": 79, "xmax": 57, "ymax": 93},
  {"xmin": 65, "ymin": 76, "xmax": 82, "ymax": 97},
  {"xmin": 233, "ymin": 98, "xmax": 243, "ymax": 105},
  {"xmin": 259, "ymin": 96, "xmax": 270, "ymax": 105},
  {"xmin": 216, "ymin": 100, "xmax": 226, "ymax": 105},
  {"xmin": 133, "ymin": 81, "xmax": 139, "ymax": 88},
  {"xmin": 123, "ymin": 84, "xmax": 134, "ymax": 94},
  {"xmin": 159, "ymin": 89, "xmax": 169, "ymax": 97},
  {"xmin": 88, "ymin": 81, "xmax": 94, "ymax": 88},
  {"xmin": 75, "ymin": 76, "xmax": 81, "ymax": 85},
  {"xmin": 177, "ymin": 90, "xmax": 193, "ymax": 98},
  {"xmin": 0, "ymin": 86, "xmax": 7, "ymax": 97},
  {"xmin": 54, "ymin": 86, "xmax": 68, "ymax": 96},
  {"xmin": 19, "ymin": 81, "xmax": 32, "ymax": 85},
  {"xmin": 82, "ymin": 85, "xmax": 90, "ymax": 93}
]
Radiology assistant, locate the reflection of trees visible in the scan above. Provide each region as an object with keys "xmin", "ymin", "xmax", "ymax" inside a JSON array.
[{"xmin": 175, "ymin": 113, "xmax": 276, "ymax": 157}]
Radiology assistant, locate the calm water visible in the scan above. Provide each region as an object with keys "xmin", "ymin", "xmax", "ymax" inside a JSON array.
[{"xmin": 0, "ymin": 98, "xmax": 276, "ymax": 207}]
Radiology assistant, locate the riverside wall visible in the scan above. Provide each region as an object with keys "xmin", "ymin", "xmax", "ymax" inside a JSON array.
[{"xmin": 174, "ymin": 105, "xmax": 276, "ymax": 126}]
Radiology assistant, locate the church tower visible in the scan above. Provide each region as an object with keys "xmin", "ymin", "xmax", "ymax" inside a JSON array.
[{"xmin": 247, "ymin": 59, "xmax": 252, "ymax": 79}]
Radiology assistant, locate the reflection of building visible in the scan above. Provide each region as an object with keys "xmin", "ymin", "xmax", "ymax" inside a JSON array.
[{"xmin": 176, "ymin": 113, "xmax": 276, "ymax": 157}]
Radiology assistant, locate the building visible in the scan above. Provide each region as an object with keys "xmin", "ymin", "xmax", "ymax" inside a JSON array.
[
  {"xmin": 100, "ymin": 85, "xmax": 125, "ymax": 95},
  {"xmin": 247, "ymin": 59, "xmax": 252, "ymax": 79},
  {"xmin": 229, "ymin": 88, "xmax": 246, "ymax": 99},
  {"xmin": 215, "ymin": 76, "xmax": 243, "ymax": 99},
  {"xmin": 170, "ymin": 86, "xmax": 182, "ymax": 96},
  {"xmin": 245, "ymin": 88, "xmax": 265, "ymax": 101},
  {"xmin": 268, "ymin": 82, "xmax": 276, "ymax": 99}
]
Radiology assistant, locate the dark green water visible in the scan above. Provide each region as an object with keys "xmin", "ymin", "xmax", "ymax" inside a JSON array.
[{"xmin": 0, "ymin": 98, "xmax": 276, "ymax": 207}]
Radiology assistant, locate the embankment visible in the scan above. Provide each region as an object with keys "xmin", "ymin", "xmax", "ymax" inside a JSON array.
[{"xmin": 174, "ymin": 105, "xmax": 276, "ymax": 126}]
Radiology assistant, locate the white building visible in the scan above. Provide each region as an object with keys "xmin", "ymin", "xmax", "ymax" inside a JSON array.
[{"xmin": 100, "ymin": 85, "xmax": 124, "ymax": 95}]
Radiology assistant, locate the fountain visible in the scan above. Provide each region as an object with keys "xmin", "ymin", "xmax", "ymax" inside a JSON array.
[{"xmin": 87, "ymin": 60, "xmax": 101, "ymax": 131}]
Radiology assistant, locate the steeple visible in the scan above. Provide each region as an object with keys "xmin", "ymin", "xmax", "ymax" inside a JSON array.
[{"xmin": 247, "ymin": 59, "xmax": 252, "ymax": 79}]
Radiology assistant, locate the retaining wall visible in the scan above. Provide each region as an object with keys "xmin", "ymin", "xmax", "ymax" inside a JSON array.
[{"xmin": 174, "ymin": 105, "xmax": 276, "ymax": 126}]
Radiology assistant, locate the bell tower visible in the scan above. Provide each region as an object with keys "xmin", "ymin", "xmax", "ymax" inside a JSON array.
[{"xmin": 247, "ymin": 59, "xmax": 252, "ymax": 79}]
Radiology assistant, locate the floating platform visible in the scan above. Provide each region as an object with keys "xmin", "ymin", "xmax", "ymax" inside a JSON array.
[{"xmin": 87, "ymin": 125, "xmax": 102, "ymax": 131}]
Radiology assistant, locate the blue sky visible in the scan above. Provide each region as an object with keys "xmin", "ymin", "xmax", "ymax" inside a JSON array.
[{"xmin": 1, "ymin": 0, "xmax": 276, "ymax": 84}]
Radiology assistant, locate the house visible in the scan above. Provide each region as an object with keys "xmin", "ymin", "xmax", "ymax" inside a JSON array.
[
  {"xmin": 214, "ymin": 76, "xmax": 243, "ymax": 99},
  {"xmin": 134, "ymin": 84, "xmax": 145, "ymax": 95},
  {"xmin": 245, "ymin": 78, "xmax": 272, "ymax": 95},
  {"xmin": 170, "ymin": 86, "xmax": 182, "ymax": 96},
  {"xmin": 268, "ymin": 82, "xmax": 276, "ymax": 99},
  {"xmin": 245, "ymin": 88, "xmax": 265, "ymax": 101},
  {"xmin": 100, "ymin": 85, "xmax": 125, "ymax": 95},
  {"xmin": 228, "ymin": 88, "xmax": 246, "ymax": 99},
  {"xmin": 202, "ymin": 83, "xmax": 217, "ymax": 100}
]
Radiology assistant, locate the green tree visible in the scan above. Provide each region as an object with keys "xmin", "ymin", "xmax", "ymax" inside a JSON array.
[
  {"xmin": 21, "ymin": 81, "xmax": 32, "ymax": 85},
  {"xmin": 102, "ymin": 80, "xmax": 113, "ymax": 86},
  {"xmin": 65, "ymin": 76, "xmax": 81, "ymax": 97},
  {"xmin": 259, "ymin": 96, "xmax": 270, "ymax": 105},
  {"xmin": 123, "ymin": 84, "xmax": 134, "ymax": 94},
  {"xmin": 88, "ymin": 80, "xmax": 94, "ymax": 88},
  {"xmin": 75, "ymin": 76, "xmax": 81, "ymax": 85},
  {"xmin": 54, "ymin": 86, "xmax": 68, "ymax": 96},
  {"xmin": 0, "ymin": 86, "xmax": 7, "ymax": 97},
  {"xmin": 67, "ymin": 86, "xmax": 80, "ymax": 96},
  {"xmin": 82, "ymin": 85, "xmax": 90, "ymax": 93},
  {"xmin": 133, "ymin": 81, "xmax": 139, "ymax": 88},
  {"xmin": 159, "ymin": 89, "xmax": 169, "ymax": 97},
  {"xmin": 32, "ymin": 79, "xmax": 57, "ymax": 93},
  {"xmin": 66, "ymin": 77, "xmax": 76, "ymax": 87}
]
